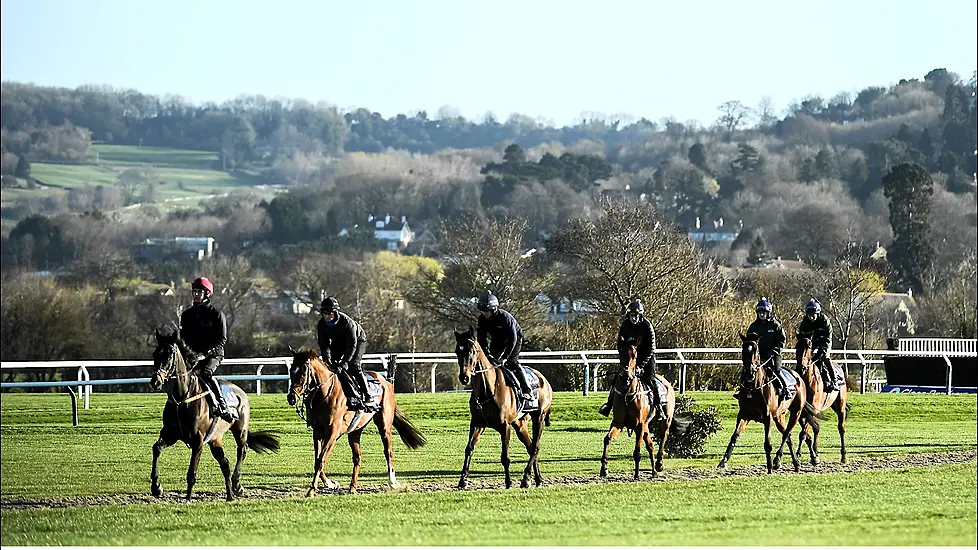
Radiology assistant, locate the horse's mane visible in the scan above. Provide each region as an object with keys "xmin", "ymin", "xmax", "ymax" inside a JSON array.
[{"xmin": 294, "ymin": 346, "xmax": 320, "ymax": 361}]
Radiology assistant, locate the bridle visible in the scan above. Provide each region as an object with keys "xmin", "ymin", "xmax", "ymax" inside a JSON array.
[{"xmin": 289, "ymin": 357, "xmax": 335, "ymax": 423}]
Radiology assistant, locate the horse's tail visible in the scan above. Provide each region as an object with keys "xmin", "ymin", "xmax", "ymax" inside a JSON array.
[
  {"xmin": 248, "ymin": 431, "xmax": 281, "ymax": 454},
  {"xmin": 544, "ymin": 408, "xmax": 552, "ymax": 427},
  {"xmin": 802, "ymin": 402, "xmax": 822, "ymax": 429},
  {"xmin": 392, "ymin": 406, "xmax": 427, "ymax": 449}
]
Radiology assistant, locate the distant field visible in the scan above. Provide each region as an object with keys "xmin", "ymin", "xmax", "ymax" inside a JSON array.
[
  {"xmin": 1, "ymin": 144, "xmax": 279, "ymax": 221},
  {"xmin": 0, "ymin": 391, "xmax": 975, "ymax": 545}
]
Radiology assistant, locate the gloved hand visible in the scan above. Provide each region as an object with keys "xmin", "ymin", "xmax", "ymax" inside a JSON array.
[{"xmin": 335, "ymin": 361, "xmax": 349, "ymax": 372}]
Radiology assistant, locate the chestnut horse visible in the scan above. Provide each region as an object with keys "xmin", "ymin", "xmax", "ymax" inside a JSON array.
[
  {"xmin": 149, "ymin": 328, "xmax": 280, "ymax": 502},
  {"xmin": 453, "ymin": 326, "xmax": 554, "ymax": 489},
  {"xmin": 795, "ymin": 335, "xmax": 849, "ymax": 465},
  {"xmin": 287, "ymin": 347, "xmax": 426, "ymax": 495},
  {"xmin": 717, "ymin": 333, "xmax": 810, "ymax": 473},
  {"xmin": 600, "ymin": 338, "xmax": 686, "ymax": 479}
]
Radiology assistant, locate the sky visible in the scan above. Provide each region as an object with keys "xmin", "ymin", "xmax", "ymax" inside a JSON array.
[{"xmin": 2, "ymin": 0, "xmax": 976, "ymax": 127}]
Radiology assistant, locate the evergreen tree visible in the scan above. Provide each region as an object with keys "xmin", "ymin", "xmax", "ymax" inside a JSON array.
[{"xmin": 882, "ymin": 163, "xmax": 934, "ymax": 292}]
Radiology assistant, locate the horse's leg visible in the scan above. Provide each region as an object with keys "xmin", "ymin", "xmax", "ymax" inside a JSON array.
[
  {"xmin": 600, "ymin": 425, "xmax": 621, "ymax": 477},
  {"xmin": 458, "ymin": 420, "xmax": 485, "ymax": 489},
  {"xmin": 798, "ymin": 414, "xmax": 816, "ymax": 467},
  {"xmin": 643, "ymin": 427, "xmax": 657, "ymax": 478},
  {"xmin": 762, "ymin": 414, "xmax": 774, "ymax": 474},
  {"xmin": 208, "ymin": 438, "xmax": 234, "ymax": 502},
  {"xmin": 772, "ymin": 411, "xmax": 797, "ymax": 471},
  {"xmin": 529, "ymin": 411, "xmax": 545, "ymax": 487},
  {"xmin": 185, "ymin": 438, "xmax": 205, "ymax": 501},
  {"xmin": 501, "ymin": 422, "xmax": 513, "ymax": 489},
  {"xmin": 308, "ymin": 426, "xmax": 342, "ymax": 497},
  {"xmin": 347, "ymin": 429, "xmax": 364, "ymax": 494},
  {"xmin": 513, "ymin": 417, "xmax": 534, "ymax": 489},
  {"xmin": 310, "ymin": 428, "xmax": 339, "ymax": 490},
  {"xmin": 150, "ymin": 429, "xmax": 177, "ymax": 498},
  {"xmin": 230, "ymin": 423, "xmax": 247, "ymax": 496},
  {"xmin": 717, "ymin": 416, "xmax": 747, "ymax": 470},
  {"xmin": 834, "ymin": 393, "xmax": 847, "ymax": 464},
  {"xmin": 655, "ymin": 416, "xmax": 670, "ymax": 473},
  {"xmin": 374, "ymin": 409, "xmax": 399, "ymax": 489}
]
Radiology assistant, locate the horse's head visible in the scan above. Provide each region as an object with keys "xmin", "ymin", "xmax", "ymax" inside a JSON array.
[
  {"xmin": 738, "ymin": 332, "xmax": 764, "ymax": 389},
  {"xmin": 617, "ymin": 335, "xmax": 640, "ymax": 380},
  {"xmin": 454, "ymin": 326, "xmax": 480, "ymax": 385},
  {"xmin": 287, "ymin": 346, "xmax": 317, "ymax": 407},
  {"xmin": 150, "ymin": 327, "xmax": 181, "ymax": 392},
  {"xmin": 795, "ymin": 332, "xmax": 813, "ymax": 372}
]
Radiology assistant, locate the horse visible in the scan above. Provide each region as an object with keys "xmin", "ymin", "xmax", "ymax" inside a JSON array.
[
  {"xmin": 716, "ymin": 333, "xmax": 809, "ymax": 474},
  {"xmin": 795, "ymin": 334, "xmax": 849, "ymax": 466},
  {"xmin": 600, "ymin": 338, "xmax": 687, "ymax": 480},
  {"xmin": 149, "ymin": 328, "xmax": 280, "ymax": 502},
  {"xmin": 287, "ymin": 347, "xmax": 426, "ymax": 496},
  {"xmin": 453, "ymin": 326, "xmax": 554, "ymax": 489}
]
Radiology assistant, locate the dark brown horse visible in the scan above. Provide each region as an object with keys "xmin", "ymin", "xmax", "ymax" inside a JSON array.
[
  {"xmin": 600, "ymin": 338, "xmax": 684, "ymax": 479},
  {"xmin": 795, "ymin": 335, "xmax": 848, "ymax": 465},
  {"xmin": 454, "ymin": 326, "xmax": 554, "ymax": 489},
  {"xmin": 149, "ymin": 328, "xmax": 280, "ymax": 502},
  {"xmin": 717, "ymin": 333, "xmax": 809, "ymax": 473},
  {"xmin": 287, "ymin": 347, "xmax": 426, "ymax": 496}
]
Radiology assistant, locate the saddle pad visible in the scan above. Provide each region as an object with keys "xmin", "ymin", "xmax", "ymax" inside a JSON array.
[
  {"xmin": 779, "ymin": 368, "xmax": 800, "ymax": 401},
  {"xmin": 365, "ymin": 372, "xmax": 384, "ymax": 399},
  {"xmin": 501, "ymin": 367, "xmax": 541, "ymax": 411},
  {"xmin": 206, "ymin": 380, "xmax": 240, "ymax": 420},
  {"xmin": 639, "ymin": 378, "xmax": 668, "ymax": 404}
]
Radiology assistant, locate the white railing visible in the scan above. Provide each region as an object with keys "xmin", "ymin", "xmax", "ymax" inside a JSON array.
[
  {"xmin": 3, "ymin": 347, "xmax": 974, "ymax": 411},
  {"xmin": 898, "ymin": 338, "xmax": 977, "ymax": 354}
]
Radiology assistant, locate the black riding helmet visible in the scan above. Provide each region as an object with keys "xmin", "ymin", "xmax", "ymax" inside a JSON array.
[
  {"xmin": 320, "ymin": 296, "xmax": 340, "ymax": 314},
  {"xmin": 477, "ymin": 291, "xmax": 499, "ymax": 312}
]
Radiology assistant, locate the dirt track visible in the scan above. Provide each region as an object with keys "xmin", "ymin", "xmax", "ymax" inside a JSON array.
[{"xmin": 2, "ymin": 449, "xmax": 975, "ymax": 510}]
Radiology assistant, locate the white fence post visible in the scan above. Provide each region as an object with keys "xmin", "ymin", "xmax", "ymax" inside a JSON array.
[
  {"xmin": 675, "ymin": 351, "xmax": 687, "ymax": 394},
  {"xmin": 255, "ymin": 365, "xmax": 264, "ymax": 396},
  {"xmin": 430, "ymin": 364, "xmax": 437, "ymax": 393},
  {"xmin": 943, "ymin": 354, "xmax": 953, "ymax": 395},
  {"xmin": 580, "ymin": 352, "xmax": 590, "ymax": 397}
]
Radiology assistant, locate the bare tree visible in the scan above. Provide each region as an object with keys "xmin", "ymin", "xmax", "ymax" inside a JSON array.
[
  {"xmin": 404, "ymin": 216, "xmax": 553, "ymax": 334},
  {"xmin": 716, "ymin": 101, "xmax": 754, "ymax": 141}
]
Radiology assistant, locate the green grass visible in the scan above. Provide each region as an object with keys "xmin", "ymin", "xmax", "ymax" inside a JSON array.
[
  {"xmin": 1, "ymin": 144, "xmax": 276, "ymax": 218},
  {"xmin": 1, "ymin": 391, "xmax": 975, "ymax": 545}
]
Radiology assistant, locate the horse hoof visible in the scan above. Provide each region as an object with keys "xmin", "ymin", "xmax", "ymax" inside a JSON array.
[
  {"xmin": 233, "ymin": 485, "xmax": 244, "ymax": 497},
  {"xmin": 655, "ymin": 462, "xmax": 664, "ymax": 473},
  {"xmin": 505, "ymin": 481, "xmax": 513, "ymax": 489},
  {"xmin": 457, "ymin": 480, "xmax": 469, "ymax": 490},
  {"xmin": 535, "ymin": 477, "xmax": 542, "ymax": 487},
  {"xmin": 520, "ymin": 479, "xmax": 530, "ymax": 489},
  {"xmin": 600, "ymin": 467, "xmax": 608, "ymax": 478},
  {"xmin": 349, "ymin": 487, "xmax": 358, "ymax": 495},
  {"xmin": 717, "ymin": 462, "xmax": 727, "ymax": 470},
  {"xmin": 305, "ymin": 489, "xmax": 316, "ymax": 498},
  {"xmin": 151, "ymin": 484, "xmax": 163, "ymax": 498},
  {"xmin": 226, "ymin": 494, "xmax": 235, "ymax": 502}
]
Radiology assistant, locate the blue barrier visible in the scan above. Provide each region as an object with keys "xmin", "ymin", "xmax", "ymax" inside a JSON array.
[{"xmin": 881, "ymin": 385, "xmax": 978, "ymax": 394}]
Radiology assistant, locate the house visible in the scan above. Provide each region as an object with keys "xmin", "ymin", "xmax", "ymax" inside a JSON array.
[
  {"xmin": 536, "ymin": 294, "xmax": 602, "ymax": 322},
  {"xmin": 278, "ymin": 291, "xmax": 314, "ymax": 315},
  {"xmin": 371, "ymin": 214, "xmax": 415, "ymax": 251},
  {"xmin": 132, "ymin": 237, "xmax": 217, "ymax": 263}
]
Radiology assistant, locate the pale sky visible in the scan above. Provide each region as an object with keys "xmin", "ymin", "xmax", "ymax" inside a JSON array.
[{"xmin": 2, "ymin": 0, "xmax": 976, "ymax": 127}]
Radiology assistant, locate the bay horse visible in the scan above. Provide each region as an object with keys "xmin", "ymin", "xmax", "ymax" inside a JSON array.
[
  {"xmin": 453, "ymin": 326, "xmax": 554, "ymax": 489},
  {"xmin": 149, "ymin": 328, "xmax": 280, "ymax": 502},
  {"xmin": 795, "ymin": 334, "xmax": 849, "ymax": 465},
  {"xmin": 600, "ymin": 338, "xmax": 686, "ymax": 480},
  {"xmin": 287, "ymin": 347, "xmax": 426, "ymax": 496},
  {"xmin": 717, "ymin": 333, "xmax": 809, "ymax": 474}
]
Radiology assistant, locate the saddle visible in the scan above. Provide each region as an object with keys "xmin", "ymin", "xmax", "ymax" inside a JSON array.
[
  {"xmin": 501, "ymin": 367, "xmax": 541, "ymax": 412},
  {"xmin": 345, "ymin": 372, "xmax": 384, "ymax": 412},
  {"xmin": 821, "ymin": 361, "xmax": 846, "ymax": 391},
  {"xmin": 206, "ymin": 381, "xmax": 240, "ymax": 421}
]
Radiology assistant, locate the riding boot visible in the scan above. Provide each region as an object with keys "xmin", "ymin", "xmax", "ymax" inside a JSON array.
[
  {"xmin": 820, "ymin": 360, "xmax": 836, "ymax": 392},
  {"xmin": 355, "ymin": 369, "xmax": 379, "ymax": 412},
  {"xmin": 206, "ymin": 376, "xmax": 234, "ymax": 422},
  {"xmin": 511, "ymin": 365, "xmax": 533, "ymax": 400},
  {"xmin": 598, "ymin": 386, "xmax": 614, "ymax": 417},
  {"xmin": 337, "ymin": 370, "xmax": 361, "ymax": 408}
]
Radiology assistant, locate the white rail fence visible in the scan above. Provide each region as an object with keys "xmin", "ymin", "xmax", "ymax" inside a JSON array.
[{"xmin": 2, "ymin": 346, "xmax": 975, "ymax": 426}]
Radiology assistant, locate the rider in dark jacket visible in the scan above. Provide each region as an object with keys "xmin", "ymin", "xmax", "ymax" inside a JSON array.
[
  {"xmin": 797, "ymin": 297, "xmax": 837, "ymax": 391},
  {"xmin": 317, "ymin": 296, "xmax": 379, "ymax": 412},
  {"xmin": 740, "ymin": 297, "xmax": 790, "ymax": 400},
  {"xmin": 476, "ymin": 291, "xmax": 532, "ymax": 400},
  {"xmin": 599, "ymin": 300, "xmax": 664, "ymax": 419},
  {"xmin": 179, "ymin": 276, "xmax": 234, "ymax": 422}
]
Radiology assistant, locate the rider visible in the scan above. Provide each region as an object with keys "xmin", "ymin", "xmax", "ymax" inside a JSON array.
[
  {"xmin": 179, "ymin": 276, "xmax": 234, "ymax": 422},
  {"xmin": 476, "ymin": 291, "xmax": 533, "ymax": 400},
  {"xmin": 599, "ymin": 299, "xmax": 664, "ymax": 419},
  {"xmin": 317, "ymin": 296, "xmax": 379, "ymax": 412},
  {"xmin": 740, "ymin": 297, "xmax": 790, "ymax": 401},
  {"xmin": 797, "ymin": 297, "xmax": 837, "ymax": 392}
]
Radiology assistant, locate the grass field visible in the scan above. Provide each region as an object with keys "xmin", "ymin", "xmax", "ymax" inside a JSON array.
[
  {"xmin": 1, "ymin": 391, "xmax": 975, "ymax": 545},
  {"xmin": 1, "ymin": 144, "xmax": 278, "ymax": 221}
]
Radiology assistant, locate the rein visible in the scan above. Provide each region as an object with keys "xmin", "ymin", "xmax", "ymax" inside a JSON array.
[{"xmin": 292, "ymin": 361, "xmax": 336, "ymax": 424}]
